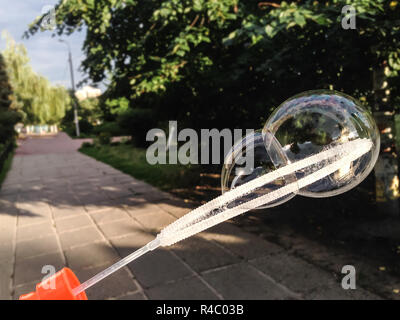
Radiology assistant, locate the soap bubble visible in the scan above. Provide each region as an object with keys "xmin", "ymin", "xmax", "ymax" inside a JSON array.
[
  {"xmin": 264, "ymin": 90, "xmax": 380, "ymax": 197},
  {"xmin": 221, "ymin": 130, "xmax": 297, "ymax": 209},
  {"xmin": 221, "ymin": 90, "xmax": 380, "ymax": 207}
]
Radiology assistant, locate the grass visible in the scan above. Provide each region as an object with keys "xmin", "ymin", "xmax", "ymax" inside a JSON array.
[
  {"xmin": 0, "ymin": 149, "xmax": 14, "ymax": 190},
  {"xmin": 80, "ymin": 143, "xmax": 202, "ymax": 192}
]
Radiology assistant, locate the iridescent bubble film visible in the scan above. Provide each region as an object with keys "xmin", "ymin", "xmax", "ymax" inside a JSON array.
[{"xmin": 222, "ymin": 90, "xmax": 380, "ymax": 207}]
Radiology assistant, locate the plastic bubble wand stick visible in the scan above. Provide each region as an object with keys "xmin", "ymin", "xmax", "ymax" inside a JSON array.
[{"xmin": 66, "ymin": 138, "xmax": 372, "ymax": 297}]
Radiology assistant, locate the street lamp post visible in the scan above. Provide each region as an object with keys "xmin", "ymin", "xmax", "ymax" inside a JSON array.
[{"xmin": 59, "ymin": 39, "xmax": 80, "ymax": 137}]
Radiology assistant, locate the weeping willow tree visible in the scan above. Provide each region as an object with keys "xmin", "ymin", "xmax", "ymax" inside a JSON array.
[
  {"xmin": 2, "ymin": 32, "xmax": 70, "ymax": 125},
  {"xmin": 0, "ymin": 53, "xmax": 20, "ymax": 145}
]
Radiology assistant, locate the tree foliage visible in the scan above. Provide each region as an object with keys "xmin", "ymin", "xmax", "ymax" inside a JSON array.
[
  {"xmin": 0, "ymin": 52, "xmax": 20, "ymax": 147},
  {"xmin": 26, "ymin": 0, "xmax": 400, "ymax": 131},
  {"xmin": 2, "ymin": 32, "xmax": 71, "ymax": 125},
  {"xmin": 61, "ymin": 96, "xmax": 104, "ymax": 136}
]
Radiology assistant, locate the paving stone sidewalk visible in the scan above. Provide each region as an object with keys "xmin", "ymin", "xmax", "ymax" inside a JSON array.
[{"xmin": 0, "ymin": 133, "xmax": 381, "ymax": 300}]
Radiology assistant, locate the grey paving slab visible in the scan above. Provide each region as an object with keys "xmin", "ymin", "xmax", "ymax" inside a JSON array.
[
  {"xmin": 0, "ymin": 214, "xmax": 16, "ymax": 248},
  {"xmin": 155, "ymin": 198, "xmax": 193, "ymax": 218},
  {"xmin": 16, "ymin": 234, "xmax": 60, "ymax": 261},
  {"xmin": 16, "ymin": 221, "xmax": 55, "ymax": 242},
  {"xmin": 14, "ymin": 252, "xmax": 65, "ymax": 286},
  {"xmin": 64, "ymin": 242, "xmax": 120, "ymax": 270},
  {"xmin": 55, "ymin": 214, "xmax": 93, "ymax": 233},
  {"xmin": 171, "ymin": 236, "xmax": 240, "ymax": 273},
  {"xmin": 0, "ymin": 243, "xmax": 14, "ymax": 264},
  {"xmin": 59, "ymin": 226, "xmax": 103, "ymax": 249},
  {"xmin": 108, "ymin": 230, "xmax": 155, "ymax": 258},
  {"xmin": 90, "ymin": 208, "xmax": 130, "ymax": 225},
  {"xmin": 123, "ymin": 202, "xmax": 165, "ymax": 218},
  {"xmin": 74, "ymin": 264, "xmax": 139, "ymax": 300},
  {"xmin": 134, "ymin": 209, "xmax": 176, "ymax": 233},
  {"xmin": 84, "ymin": 199, "xmax": 119, "ymax": 213},
  {"xmin": 74, "ymin": 191, "xmax": 110, "ymax": 205},
  {"xmin": 118, "ymin": 291, "xmax": 146, "ymax": 300},
  {"xmin": 130, "ymin": 249, "xmax": 193, "ymax": 289},
  {"xmin": 110, "ymin": 234, "xmax": 192, "ymax": 288},
  {"xmin": 117, "ymin": 195, "xmax": 148, "ymax": 209},
  {"xmin": 16, "ymin": 201, "xmax": 52, "ymax": 221},
  {"xmin": 202, "ymin": 263, "xmax": 296, "ymax": 300},
  {"xmin": 145, "ymin": 276, "xmax": 219, "ymax": 300},
  {"xmin": 250, "ymin": 252, "xmax": 338, "ymax": 296},
  {"xmin": 306, "ymin": 284, "xmax": 381, "ymax": 300},
  {"xmin": 100, "ymin": 185, "xmax": 138, "ymax": 200},
  {"xmin": 201, "ymin": 223, "xmax": 283, "ymax": 260},
  {"xmin": 98, "ymin": 218, "xmax": 144, "ymax": 238},
  {"xmin": 0, "ymin": 261, "xmax": 12, "ymax": 300},
  {"xmin": 13, "ymin": 282, "xmax": 37, "ymax": 300},
  {"xmin": 50, "ymin": 203, "xmax": 87, "ymax": 220}
]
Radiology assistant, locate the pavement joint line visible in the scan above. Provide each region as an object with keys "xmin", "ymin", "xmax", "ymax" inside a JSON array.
[
  {"xmin": 45, "ymin": 201, "xmax": 67, "ymax": 265},
  {"xmin": 79, "ymin": 201, "xmax": 147, "ymax": 298},
  {"xmin": 10, "ymin": 193, "xmax": 19, "ymax": 300},
  {"xmin": 13, "ymin": 279, "xmax": 37, "ymax": 289},
  {"xmin": 168, "ymin": 249, "xmax": 224, "ymax": 300},
  {"xmin": 247, "ymin": 263, "xmax": 303, "ymax": 300},
  {"xmin": 62, "ymin": 239, "xmax": 105, "ymax": 251},
  {"xmin": 154, "ymin": 203, "xmax": 192, "ymax": 218},
  {"xmin": 89, "ymin": 216, "xmax": 131, "ymax": 226},
  {"xmin": 108, "ymin": 289, "xmax": 147, "ymax": 300},
  {"xmin": 123, "ymin": 207, "xmax": 161, "ymax": 218},
  {"xmin": 57, "ymin": 224, "xmax": 100, "ymax": 235},
  {"xmin": 197, "ymin": 228, "xmax": 288, "ymax": 272},
  {"xmin": 106, "ymin": 230, "xmax": 153, "ymax": 242},
  {"xmin": 198, "ymin": 231, "xmax": 248, "ymax": 260},
  {"xmin": 16, "ymin": 231, "xmax": 57, "ymax": 243},
  {"xmin": 155, "ymin": 204, "xmax": 186, "ymax": 219},
  {"xmin": 15, "ymin": 249, "xmax": 61, "ymax": 262},
  {"xmin": 128, "ymin": 206, "xmax": 177, "ymax": 235},
  {"xmin": 200, "ymin": 262, "xmax": 245, "ymax": 275},
  {"xmin": 72, "ymin": 259, "xmax": 122, "ymax": 271},
  {"xmin": 246, "ymin": 254, "xmax": 284, "ymax": 265},
  {"xmin": 84, "ymin": 206, "xmax": 120, "ymax": 214},
  {"xmin": 51, "ymin": 210, "xmax": 89, "ymax": 221},
  {"xmin": 78, "ymin": 262, "xmax": 130, "ymax": 274}
]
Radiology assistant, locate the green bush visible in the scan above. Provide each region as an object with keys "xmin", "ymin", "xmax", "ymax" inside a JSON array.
[
  {"xmin": 94, "ymin": 132, "xmax": 112, "ymax": 145},
  {"xmin": 93, "ymin": 121, "xmax": 124, "ymax": 136},
  {"xmin": 117, "ymin": 108, "xmax": 157, "ymax": 147},
  {"xmin": 81, "ymin": 141, "xmax": 93, "ymax": 148}
]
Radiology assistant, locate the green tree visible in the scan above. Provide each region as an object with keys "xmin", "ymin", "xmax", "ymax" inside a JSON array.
[
  {"xmin": 25, "ymin": 1, "xmax": 400, "ymax": 131},
  {"xmin": 2, "ymin": 32, "xmax": 70, "ymax": 125},
  {"xmin": 0, "ymin": 52, "xmax": 21, "ymax": 159},
  {"xmin": 61, "ymin": 96, "xmax": 104, "ymax": 136}
]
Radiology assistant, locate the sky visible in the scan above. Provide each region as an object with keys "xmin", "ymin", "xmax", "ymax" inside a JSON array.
[{"xmin": 0, "ymin": 0, "xmax": 98, "ymax": 90}]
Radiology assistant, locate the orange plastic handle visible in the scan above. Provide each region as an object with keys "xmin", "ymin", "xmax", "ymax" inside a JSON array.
[{"xmin": 19, "ymin": 268, "xmax": 88, "ymax": 300}]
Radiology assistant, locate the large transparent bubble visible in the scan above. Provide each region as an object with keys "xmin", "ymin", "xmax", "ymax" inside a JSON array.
[
  {"xmin": 221, "ymin": 130, "xmax": 297, "ymax": 209},
  {"xmin": 221, "ymin": 90, "xmax": 380, "ymax": 208}
]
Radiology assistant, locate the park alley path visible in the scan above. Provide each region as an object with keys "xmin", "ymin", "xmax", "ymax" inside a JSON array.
[{"xmin": 0, "ymin": 133, "xmax": 381, "ymax": 300}]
